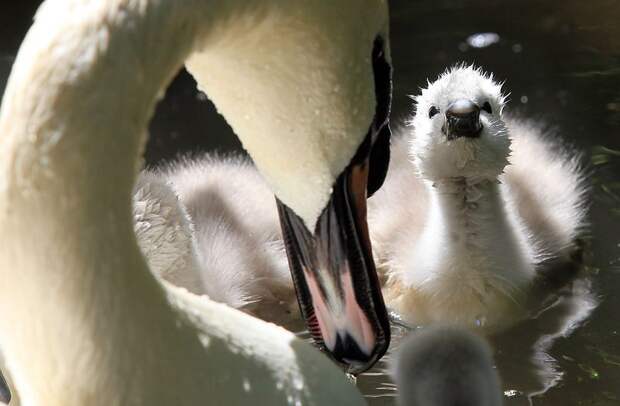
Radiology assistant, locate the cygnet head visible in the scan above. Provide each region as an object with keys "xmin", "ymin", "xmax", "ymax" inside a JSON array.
[
  {"xmin": 410, "ymin": 65, "xmax": 510, "ymax": 182},
  {"xmin": 392, "ymin": 326, "xmax": 503, "ymax": 406}
]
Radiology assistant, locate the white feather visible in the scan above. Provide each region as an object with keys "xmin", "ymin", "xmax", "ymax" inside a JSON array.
[{"xmin": 134, "ymin": 155, "xmax": 298, "ymax": 325}]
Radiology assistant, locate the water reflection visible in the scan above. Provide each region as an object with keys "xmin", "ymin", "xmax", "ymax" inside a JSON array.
[
  {"xmin": 495, "ymin": 279, "xmax": 598, "ymax": 405},
  {"xmin": 351, "ymin": 278, "xmax": 599, "ymax": 405}
]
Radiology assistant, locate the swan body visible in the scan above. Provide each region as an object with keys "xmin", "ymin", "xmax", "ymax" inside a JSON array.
[
  {"xmin": 0, "ymin": 0, "xmax": 393, "ymax": 403},
  {"xmin": 134, "ymin": 156, "xmax": 298, "ymax": 326},
  {"xmin": 392, "ymin": 326, "xmax": 502, "ymax": 406},
  {"xmin": 368, "ymin": 66, "xmax": 587, "ymax": 332}
]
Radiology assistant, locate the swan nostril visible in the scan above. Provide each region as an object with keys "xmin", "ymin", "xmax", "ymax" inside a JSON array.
[{"xmin": 443, "ymin": 99, "xmax": 482, "ymax": 139}]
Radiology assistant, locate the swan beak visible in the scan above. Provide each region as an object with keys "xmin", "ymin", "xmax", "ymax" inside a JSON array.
[
  {"xmin": 277, "ymin": 143, "xmax": 390, "ymax": 374},
  {"xmin": 442, "ymin": 99, "xmax": 482, "ymax": 140},
  {"xmin": 276, "ymin": 35, "xmax": 392, "ymax": 374}
]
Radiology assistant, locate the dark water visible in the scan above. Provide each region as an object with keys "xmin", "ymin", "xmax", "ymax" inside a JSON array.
[{"xmin": 1, "ymin": 1, "xmax": 619, "ymax": 405}]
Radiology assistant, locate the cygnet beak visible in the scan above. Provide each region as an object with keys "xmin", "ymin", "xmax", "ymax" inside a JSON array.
[
  {"xmin": 276, "ymin": 37, "xmax": 392, "ymax": 375},
  {"xmin": 442, "ymin": 99, "xmax": 482, "ymax": 140}
]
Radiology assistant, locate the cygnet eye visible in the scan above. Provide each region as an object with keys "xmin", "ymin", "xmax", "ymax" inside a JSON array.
[
  {"xmin": 429, "ymin": 106, "xmax": 440, "ymax": 118},
  {"xmin": 481, "ymin": 101, "xmax": 493, "ymax": 114}
]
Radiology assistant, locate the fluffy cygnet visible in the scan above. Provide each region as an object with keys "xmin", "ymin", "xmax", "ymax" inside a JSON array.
[
  {"xmin": 133, "ymin": 155, "xmax": 298, "ymax": 326},
  {"xmin": 368, "ymin": 65, "xmax": 588, "ymax": 333},
  {"xmin": 392, "ymin": 326, "xmax": 502, "ymax": 406}
]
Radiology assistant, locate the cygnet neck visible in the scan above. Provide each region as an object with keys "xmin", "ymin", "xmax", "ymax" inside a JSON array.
[
  {"xmin": 419, "ymin": 174, "xmax": 531, "ymax": 281},
  {"xmin": 429, "ymin": 176, "xmax": 504, "ymax": 249}
]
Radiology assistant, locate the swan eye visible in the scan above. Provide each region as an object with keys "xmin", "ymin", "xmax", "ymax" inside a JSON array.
[
  {"xmin": 429, "ymin": 106, "xmax": 440, "ymax": 118},
  {"xmin": 481, "ymin": 101, "xmax": 493, "ymax": 114}
]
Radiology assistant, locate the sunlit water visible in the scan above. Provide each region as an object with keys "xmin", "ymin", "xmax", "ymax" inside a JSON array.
[{"xmin": 1, "ymin": 0, "xmax": 619, "ymax": 405}]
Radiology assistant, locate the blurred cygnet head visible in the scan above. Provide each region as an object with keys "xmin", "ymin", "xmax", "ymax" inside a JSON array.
[{"xmin": 392, "ymin": 325, "xmax": 503, "ymax": 406}]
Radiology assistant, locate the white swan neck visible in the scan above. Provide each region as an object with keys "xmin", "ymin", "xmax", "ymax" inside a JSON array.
[{"xmin": 0, "ymin": 2, "xmax": 229, "ymax": 401}]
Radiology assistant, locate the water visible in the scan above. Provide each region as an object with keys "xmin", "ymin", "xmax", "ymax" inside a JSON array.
[{"xmin": 1, "ymin": 1, "xmax": 619, "ymax": 405}]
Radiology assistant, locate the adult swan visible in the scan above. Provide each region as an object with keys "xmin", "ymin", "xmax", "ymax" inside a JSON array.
[{"xmin": 0, "ymin": 0, "xmax": 392, "ymax": 404}]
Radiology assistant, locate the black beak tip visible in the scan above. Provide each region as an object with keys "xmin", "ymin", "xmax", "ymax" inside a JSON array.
[
  {"xmin": 328, "ymin": 333, "xmax": 387, "ymax": 375},
  {"xmin": 332, "ymin": 333, "xmax": 368, "ymax": 361},
  {"xmin": 443, "ymin": 99, "xmax": 482, "ymax": 139}
]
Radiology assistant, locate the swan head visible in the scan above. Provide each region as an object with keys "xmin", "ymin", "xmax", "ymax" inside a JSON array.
[
  {"xmin": 0, "ymin": 0, "xmax": 392, "ymax": 377},
  {"xmin": 275, "ymin": 36, "xmax": 392, "ymax": 374},
  {"xmin": 410, "ymin": 65, "xmax": 510, "ymax": 182},
  {"xmin": 182, "ymin": 2, "xmax": 395, "ymax": 372}
]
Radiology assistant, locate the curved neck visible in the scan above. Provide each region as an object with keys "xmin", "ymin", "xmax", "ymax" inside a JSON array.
[
  {"xmin": 0, "ymin": 1, "xmax": 238, "ymax": 402},
  {"xmin": 417, "ymin": 177, "xmax": 530, "ymax": 280},
  {"xmin": 1, "ymin": 0, "xmax": 234, "ymax": 210},
  {"xmin": 431, "ymin": 178, "xmax": 503, "ymax": 238},
  {"xmin": 426, "ymin": 178, "xmax": 507, "ymax": 251}
]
